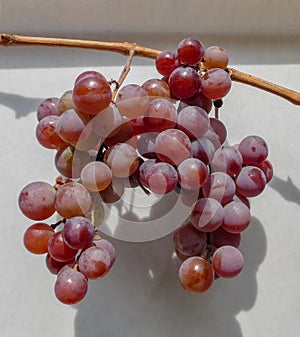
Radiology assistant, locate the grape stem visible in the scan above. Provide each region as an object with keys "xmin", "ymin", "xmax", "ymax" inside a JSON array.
[{"xmin": 1, "ymin": 33, "xmax": 300, "ymax": 105}]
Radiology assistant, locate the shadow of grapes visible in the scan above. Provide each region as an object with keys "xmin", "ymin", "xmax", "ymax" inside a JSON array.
[
  {"xmin": 269, "ymin": 175, "xmax": 300, "ymax": 206},
  {"xmin": 73, "ymin": 216, "xmax": 266, "ymax": 337}
]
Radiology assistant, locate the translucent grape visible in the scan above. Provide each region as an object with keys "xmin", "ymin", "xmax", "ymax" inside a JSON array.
[
  {"xmin": 18, "ymin": 181, "xmax": 56, "ymax": 221},
  {"xmin": 190, "ymin": 138, "xmax": 215, "ymax": 165},
  {"xmin": 177, "ymin": 37, "xmax": 205, "ymax": 66},
  {"xmin": 142, "ymin": 78, "xmax": 171, "ymax": 99},
  {"xmin": 62, "ymin": 216, "xmax": 95, "ymax": 250},
  {"xmin": 80, "ymin": 161, "xmax": 112, "ymax": 192},
  {"xmin": 37, "ymin": 97, "xmax": 60, "ymax": 121},
  {"xmin": 58, "ymin": 90, "xmax": 76, "ymax": 114},
  {"xmin": 212, "ymin": 246, "xmax": 244, "ymax": 278},
  {"xmin": 143, "ymin": 98, "xmax": 177, "ymax": 132},
  {"xmin": 238, "ymin": 135, "xmax": 268, "ymax": 165},
  {"xmin": 179, "ymin": 256, "xmax": 214, "ymax": 293},
  {"xmin": 211, "ymin": 146, "xmax": 243, "ymax": 177},
  {"xmin": 155, "ymin": 50, "xmax": 178, "ymax": 77},
  {"xmin": 155, "ymin": 128, "xmax": 191, "ymax": 165},
  {"xmin": 54, "ymin": 182, "xmax": 92, "ymax": 218},
  {"xmin": 23, "ymin": 223, "xmax": 54, "ymax": 254},
  {"xmin": 73, "ymin": 72, "xmax": 112, "ymax": 115},
  {"xmin": 104, "ymin": 143, "xmax": 139, "ymax": 178},
  {"xmin": 173, "ymin": 222, "xmax": 207, "ymax": 257},
  {"xmin": 177, "ymin": 105, "xmax": 209, "ymax": 139},
  {"xmin": 168, "ymin": 67, "xmax": 201, "ymax": 99},
  {"xmin": 203, "ymin": 46, "xmax": 229, "ymax": 69},
  {"xmin": 116, "ymin": 84, "xmax": 150, "ymax": 118},
  {"xmin": 92, "ymin": 104, "xmax": 122, "ymax": 138},
  {"xmin": 210, "ymin": 226, "xmax": 241, "ymax": 248},
  {"xmin": 222, "ymin": 200, "xmax": 251, "ymax": 233},
  {"xmin": 190, "ymin": 197, "xmax": 224, "ymax": 232},
  {"xmin": 235, "ymin": 166, "xmax": 266, "ymax": 197},
  {"xmin": 48, "ymin": 231, "xmax": 78, "ymax": 262},
  {"xmin": 178, "ymin": 158, "xmax": 208, "ymax": 190},
  {"xmin": 45, "ymin": 253, "xmax": 75, "ymax": 275},
  {"xmin": 201, "ymin": 68, "xmax": 231, "ymax": 100},
  {"xmin": 78, "ymin": 246, "xmax": 112, "ymax": 280},
  {"xmin": 36, "ymin": 115, "xmax": 67, "ymax": 150},
  {"xmin": 54, "ymin": 265, "xmax": 88, "ymax": 305},
  {"xmin": 202, "ymin": 172, "xmax": 236, "ymax": 205}
]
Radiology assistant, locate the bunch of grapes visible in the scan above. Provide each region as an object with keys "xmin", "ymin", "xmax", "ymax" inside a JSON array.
[{"xmin": 18, "ymin": 37, "xmax": 273, "ymax": 303}]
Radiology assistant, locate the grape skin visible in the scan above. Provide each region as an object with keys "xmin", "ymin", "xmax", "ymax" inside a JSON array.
[
  {"xmin": 142, "ymin": 78, "xmax": 171, "ymax": 99},
  {"xmin": 235, "ymin": 166, "xmax": 266, "ymax": 197},
  {"xmin": 210, "ymin": 226, "xmax": 241, "ymax": 248},
  {"xmin": 203, "ymin": 46, "xmax": 229, "ymax": 70},
  {"xmin": 238, "ymin": 135, "xmax": 268, "ymax": 166},
  {"xmin": 45, "ymin": 253, "xmax": 75, "ymax": 275},
  {"xmin": 177, "ymin": 37, "xmax": 204, "ymax": 66},
  {"xmin": 178, "ymin": 158, "xmax": 208, "ymax": 190},
  {"xmin": 190, "ymin": 138, "xmax": 215, "ymax": 165},
  {"xmin": 37, "ymin": 97, "xmax": 60, "ymax": 121},
  {"xmin": 23, "ymin": 223, "xmax": 54, "ymax": 254},
  {"xmin": 211, "ymin": 146, "xmax": 243, "ymax": 177},
  {"xmin": 222, "ymin": 200, "xmax": 251, "ymax": 233},
  {"xmin": 155, "ymin": 50, "xmax": 178, "ymax": 77},
  {"xmin": 93, "ymin": 239, "xmax": 116, "ymax": 268},
  {"xmin": 201, "ymin": 68, "xmax": 232, "ymax": 100},
  {"xmin": 80, "ymin": 161, "xmax": 112, "ymax": 192},
  {"xmin": 48, "ymin": 231, "xmax": 78, "ymax": 262}
]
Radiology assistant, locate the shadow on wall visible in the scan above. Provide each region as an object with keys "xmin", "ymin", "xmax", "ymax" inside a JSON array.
[
  {"xmin": 269, "ymin": 175, "xmax": 300, "ymax": 206},
  {"xmin": 73, "ymin": 216, "xmax": 266, "ymax": 337}
]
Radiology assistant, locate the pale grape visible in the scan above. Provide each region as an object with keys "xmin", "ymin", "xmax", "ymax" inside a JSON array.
[{"xmin": 212, "ymin": 246, "xmax": 244, "ymax": 278}]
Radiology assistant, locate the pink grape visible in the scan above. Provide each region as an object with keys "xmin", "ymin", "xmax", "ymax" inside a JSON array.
[
  {"xmin": 177, "ymin": 37, "xmax": 205, "ymax": 66},
  {"xmin": 62, "ymin": 216, "xmax": 95, "ymax": 250},
  {"xmin": 180, "ymin": 89, "xmax": 212, "ymax": 113},
  {"xmin": 209, "ymin": 118, "xmax": 227, "ymax": 146},
  {"xmin": 142, "ymin": 78, "xmax": 171, "ymax": 99},
  {"xmin": 210, "ymin": 226, "xmax": 241, "ymax": 248},
  {"xmin": 93, "ymin": 239, "xmax": 116, "ymax": 268},
  {"xmin": 190, "ymin": 197, "xmax": 224, "ymax": 232},
  {"xmin": 211, "ymin": 146, "xmax": 243, "ymax": 177},
  {"xmin": 178, "ymin": 158, "xmax": 208, "ymax": 190},
  {"xmin": 201, "ymin": 68, "xmax": 231, "ymax": 99},
  {"xmin": 54, "ymin": 265, "xmax": 88, "ymax": 305},
  {"xmin": 137, "ymin": 132, "xmax": 158, "ymax": 159},
  {"xmin": 23, "ymin": 223, "xmax": 54, "ymax": 254},
  {"xmin": 179, "ymin": 256, "xmax": 214, "ymax": 293},
  {"xmin": 238, "ymin": 135, "xmax": 268, "ymax": 165},
  {"xmin": 203, "ymin": 46, "xmax": 229, "ymax": 69},
  {"xmin": 18, "ymin": 181, "xmax": 56, "ymax": 221},
  {"xmin": 222, "ymin": 200, "xmax": 251, "ymax": 233},
  {"xmin": 45, "ymin": 253, "xmax": 75, "ymax": 275},
  {"xmin": 48, "ymin": 231, "xmax": 78, "ymax": 262},
  {"xmin": 155, "ymin": 50, "xmax": 179, "ymax": 77},
  {"xmin": 212, "ymin": 246, "xmax": 244, "ymax": 278},
  {"xmin": 155, "ymin": 128, "xmax": 191, "ymax": 165},
  {"xmin": 256, "ymin": 159, "xmax": 273, "ymax": 183},
  {"xmin": 80, "ymin": 161, "xmax": 112, "ymax": 192},
  {"xmin": 37, "ymin": 97, "xmax": 60, "ymax": 121},
  {"xmin": 235, "ymin": 166, "xmax": 266, "ymax": 197},
  {"xmin": 190, "ymin": 138, "xmax": 215, "ymax": 165}
]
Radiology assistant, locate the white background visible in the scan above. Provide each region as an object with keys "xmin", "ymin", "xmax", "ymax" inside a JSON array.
[{"xmin": 0, "ymin": 1, "xmax": 300, "ymax": 337}]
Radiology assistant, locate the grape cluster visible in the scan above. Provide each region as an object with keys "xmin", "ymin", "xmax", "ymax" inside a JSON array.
[{"xmin": 18, "ymin": 37, "xmax": 273, "ymax": 303}]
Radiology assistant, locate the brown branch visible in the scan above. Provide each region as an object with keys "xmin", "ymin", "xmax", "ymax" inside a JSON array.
[{"xmin": 1, "ymin": 33, "xmax": 300, "ymax": 105}]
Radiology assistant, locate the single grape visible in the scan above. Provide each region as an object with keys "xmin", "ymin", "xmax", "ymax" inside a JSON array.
[
  {"xmin": 142, "ymin": 78, "xmax": 171, "ymax": 99},
  {"xmin": 203, "ymin": 46, "xmax": 229, "ymax": 69},
  {"xmin": 155, "ymin": 50, "xmax": 179, "ymax": 77},
  {"xmin": 54, "ymin": 265, "xmax": 88, "ymax": 305},
  {"xmin": 155, "ymin": 128, "xmax": 191, "ymax": 165},
  {"xmin": 116, "ymin": 84, "xmax": 149, "ymax": 118},
  {"xmin": 222, "ymin": 200, "xmax": 251, "ymax": 233},
  {"xmin": 78, "ymin": 246, "xmax": 112, "ymax": 280},
  {"xmin": 93, "ymin": 238, "xmax": 116, "ymax": 268},
  {"xmin": 178, "ymin": 158, "xmax": 208, "ymax": 190},
  {"xmin": 209, "ymin": 118, "xmax": 227, "ymax": 146},
  {"xmin": 190, "ymin": 138, "xmax": 215, "ymax": 165},
  {"xmin": 235, "ymin": 166, "xmax": 266, "ymax": 197},
  {"xmin": 45, "ymin": 253, "xmax": 75, "ymax": 275},
  {"xmin": 168, "ymin": 67, "xmax": 201, "ymax": 99},
  {"xmin": 177, "ymin": 105, "xmax": 209, "ymax": 139},
  {"xmin": 143, "ymin": 98, "xmax": 177, "ymax": 132},
  {"xmin": 18, "ymin": 181, "xmax": 56, "ymax": 221},
  {"xmin": 54, "ymin": 181, "xmax": 92, "ymax": 218},
  {"xmin": 256, "ymin": 159, "xmax": 273, "ymax": 183},
  {"xmin": 190, "ymin": 197, "xmax": 224, "ymax": 232},
  {"xmin": 48, "ymin": 231, "xmax": 78, "ymax": 262},
  {"xmin": 80, "ymin": 161, "xmax": 112, "ymax": 192},
  {"xmin": 99, "ymin": 178, "xmax": 125, "ymax": 203},
  {"xmin": 212, "ymin": 245, "xmax": 244, "ymax": 278},
  {"xmin": 179, "ymin": 256, "xmax": 214, "ymax": 293},
  {"xmin": 201, "ymin": 68, "xmax": 231, "ymax": 99},
  {"xmin": 202, "ymin": 172, "xmax": 236, "ymax": 205},
  {"xmin": 63, "ymin": 216, "xmax": 95, "ymax": 250},
  {"xmin": 74, "ymin": 70, "xmax": 106, "ymax": 83},
  {"xmin": 177, "ymin": 37, "xmax": 205, "ymax": 66},
  {"xmin": 211, "ymin": 146, "xmax": 243, "ymax": 177},
  {"xmin": 180, "ymin": 89, "xmax": 212, "ymax": 113},
  {"xmin": 210, "ymin": 226, "xmax": 241, "ymax": 248},
  {"xmin": 37, "ymin": 97, "xmax": 60, "ymax": 121},
  {"xmin": 238, "ymin": 135, "xmax": 268, "ymax": 165},
  {"xmin": 173, "ymin": 222, "xmax": 207, "ymax": 257},
  {"xmin": 137, "ymin": 132, "xmax": 158, "ymax": 159},
  {"xmin": 58, "ymin": 90, "xmax": 76, "ymax": 114},
  {"xmin": 92, "ymin": 104, "xmax": 122, "ymax": 138},
  {"xmin": 23, "ymin": 223, "xmax": 54, "ymax": 254}
]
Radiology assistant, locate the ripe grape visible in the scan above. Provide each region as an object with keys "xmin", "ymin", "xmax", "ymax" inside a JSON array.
[
  {"xmin": 116, "ymin": 84, "xmax": 149, "ymax": 118},
  {"xmin": 155, "ymin": 50, "xmax": 178, "ymax": 77},
  {"xmin": 62, "ymin": 216, "xmax": 95, "ymax": 250},
  {"xmin": 256, "ymin": 159, "xmax": 273, "ymax": 183},
  {"xmin": 222, "ymin": 200, "xmax": 251, "ymax": 233},
  {"xmin": 48, "ymin": 231, "xmax": 78, "ymax": 262},
  {"xmin": 203, "ymin": 46, "xmax": 229, "ymax": 69},
  {"xmin": 72, "ymin": 72, "xmax": 112, "ymax": 115},
  {"xmin": 177, "ymin": 105, "xmax": 209, "ymax": 139},
  {"xmin": 18, "ymin": 181, "xmax": 56, "ymax": 221},
  {"xmin": 238, "ymin": 135, "xmax": 268, "ymax": 165},
  {"xmin": 93, "ymin": 239, "xmax": 116, "ymax": 268},
  {"xmin": 201, "ymin": 68, "xmax": 232, "ymax": 99},
  {"xmin": 142, "ymin": 78, "xmax": 171, "ymax": 99},
  {"xmin": 92, "ymin": 104, "xmax": 122, "ymax": 138},
  {"xmin": 178, "ymin": 158, "xmax": 208, "ymax": 190},
  {"xmin": 235, "ymin": 166, "xmax": 266, "ymax": 197},
  {"xmin": 211, "ymin": 146, "xmax": 243, "ymax": 177},
  {"xmin": 177, "ymin": 37, "xmax": 204, "ymax": 66},
  {"xmin": 155, "ymin": 128, "xmax": 191, "ymax": 165},
  {"xmin": 168, "ymin": 67, "xmax": 201, "ymax": 99},
  {"xmin": 190, "ymin": 197, "xmax": 224, "ymax": 232},
  {"xmin": 37, "ymin": 97, "xmax": 60, "ymax": 121},
  {"xmin": 210, "ymin": 226, "xmax": 241, "ymax": 248},
  {"xmin": 209, "ymin": 117, "xmax": 227, "ymax": 146},
  {"xmin": 23, "ymin": 223, "xmax": 54, "ymax": 254},
  {"xmin": 54, "ymin": 265, "xmax": 88, "ymax": 305},
  {"xmin": 137, "ymin": 132, "xmax": 158, "ymax": 159},
  {"xmin": 179, "ymin": 256, "xmax": 214, "ymax": 293},
  {"xmin": 104, "ymin": 117, "xmax": 134, "ymax": 147},
  {"xmin": 58, "ymin": 90, "xmax": 76, "ymax": 114},
  {"xmin": 212, "ymin": 246, "xmax": 244, "ymax": 278},
  {"xmin": 80, "ymin": 161, "xmax": 112, "ymax": 192},
  {"xmin": 190, "ymin": 138, "xmax": 215, "ymax": 165},
  {"xmin": 180, "ymin": 89, "xmax": 212, "ymax": 113},
  {"xmin": 54, "ymin": 181, "xmax": 92, "ymax": 218},
  {"xmin": 45, "ymin": 253, "xmax": 75, "ymax": 275},
  {"xmin": 99, "ymin": 178, "xmax": 125, "ymax": 203}
]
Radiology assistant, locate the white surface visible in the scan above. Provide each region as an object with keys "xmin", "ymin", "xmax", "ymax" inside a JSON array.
[{"xmin": 1, "ymin": 2, "xmax": 300, "ymax": 337}]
